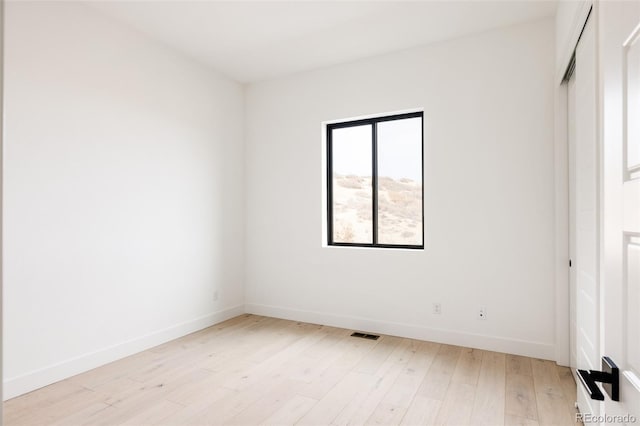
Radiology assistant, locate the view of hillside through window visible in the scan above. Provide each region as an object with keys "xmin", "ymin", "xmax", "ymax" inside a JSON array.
[{"xmin": 329, "ymin": 114, "xmax": 423, "ymax": 247}]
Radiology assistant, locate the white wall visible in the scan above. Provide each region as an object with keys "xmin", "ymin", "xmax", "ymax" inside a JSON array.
[
  {"xmin": 4, "ymin": 2, "xmax": 244, "ymax": 399},
  {"xmin": 245, "ymin": 18, "xmax": 557, "ymax": 359}
]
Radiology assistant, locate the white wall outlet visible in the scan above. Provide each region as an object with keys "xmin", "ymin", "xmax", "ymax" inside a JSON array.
[
  {"xmin": 478, "ymin": 306, "xmax": 487, "ymax": 320},
  {"xmin": 213, "ymin": 290, "xmax": 219, "ymax": 301},
  {"xmin": 433, "ymin": 303, "xmax": 442, "ymax": 315}
]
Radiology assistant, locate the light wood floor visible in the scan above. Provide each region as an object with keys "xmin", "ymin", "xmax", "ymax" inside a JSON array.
[{"xmin": 5, "ymin": 315, "xmax": 580, "ymax": 426}]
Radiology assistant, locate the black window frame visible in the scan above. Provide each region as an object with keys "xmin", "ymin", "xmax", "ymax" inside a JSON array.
[{"xmin": 326, "ymin": 111, "xmax": 424, "ymax": 250}]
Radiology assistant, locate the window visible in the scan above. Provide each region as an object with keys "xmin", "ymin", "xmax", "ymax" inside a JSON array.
[{"xmin": 327, "ymin": 111, "xmax": 424, "ymax": 249}]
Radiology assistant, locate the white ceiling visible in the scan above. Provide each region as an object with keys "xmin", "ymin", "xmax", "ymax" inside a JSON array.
[{"xmin": 89, "ymin": 1, "xmax": 557, "ymax": 83}]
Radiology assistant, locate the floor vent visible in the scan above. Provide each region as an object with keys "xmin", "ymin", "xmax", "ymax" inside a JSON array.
[{"xmin": 351, "ymin": 332, "xmax": 380, "ymax": 340}]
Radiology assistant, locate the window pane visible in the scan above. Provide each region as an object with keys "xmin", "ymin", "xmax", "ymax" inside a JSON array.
[
  {"xmin": 331, "ymin": 125, "xmax": 373, "ymax": 244},
  {"xmin": 376, "ymin": 117, "xmax": 423, "ymax": 246}
]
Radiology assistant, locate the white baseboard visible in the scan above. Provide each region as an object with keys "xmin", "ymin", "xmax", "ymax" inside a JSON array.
[
  {"xmin": 245, "ymin": 303, "xmax": 555, "ymax": 361},
  {"xmin": 3, "ymin": 305, "xmax": 245, "ymax": 400}
]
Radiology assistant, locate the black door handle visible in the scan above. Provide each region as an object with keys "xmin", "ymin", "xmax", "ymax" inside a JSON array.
[{"xmin": 577, "ymin": 356, "xmax": 619, "ymax": 401}]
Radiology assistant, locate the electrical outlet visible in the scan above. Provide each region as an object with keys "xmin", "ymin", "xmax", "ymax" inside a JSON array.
[
  {"xmin": 433, "ymin": 303, "xmax": 442, "ymax": 315},
  {"xmin": 478, "ymin": 306, "xmax": 487, "ymax": 320},
  {"xmin": 213, "ymin": 290, "xmax": 219, "ymax": 301}
]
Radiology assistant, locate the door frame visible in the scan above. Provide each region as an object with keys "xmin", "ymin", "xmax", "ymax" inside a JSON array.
[
  {"xmin": 555, "ymin": 0, "xmax": 594, "ymax": 367},
  {"xmin": 566, "ymin": 73, "xmax": 577, "ymax": 371}
]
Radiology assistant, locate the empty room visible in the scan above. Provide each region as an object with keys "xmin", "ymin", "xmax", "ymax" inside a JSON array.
[{"xmin": 2, "ymin": 0, "xmax": 640, "ymax": 425}]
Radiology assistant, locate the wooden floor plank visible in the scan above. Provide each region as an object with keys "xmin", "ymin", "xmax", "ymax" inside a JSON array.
[
  {"xmin": 531, "ymin": 359, "xmax": 575, "ymax": 426},
  {"xmin": 329, "ymin": 339, "xmax": 416, "ymax": 426},
  {"xmin": 433, "ymin": 382, "xmax": 476, "ymax": 425},
  {"xmin": 470, "ymin": 351, "xmax": 506, "ymax": 426},
  {"xmin": 4, "ymin": 380, "xmax": 89, "ymax": 424},
  {"xmin": 415, "ymin": 344, "xmax": 462, "ymax": 401},
  {"xmin": 399, "ymin": 395, "xmax": 441, "ymax": 426},
  {"xmin": 354, "ymin": 335, "xmax": 402, "ymax": 375},
  {"xmin": 152, "ymin": 388, "xmax": 236, "ymax": 426},
  {"xmin": 48, "ymin": 401, "xmax": 113, "ymax": 426},
  {"xmin": 505, "ymin": 373, "xmax": 538, "ymax": 421},
  {"xmin": 506, "ymin": 354, "xmax": 533, "ymax": 376},
  {"xmin": 505, "ymin": 414, "xmax": 541, "ymax": 426},
  {"xmin": 451, "ymin": 347, "xmax": 483, "ymax": 385},
  {"xmin": 365, "ymin": 340, "xmax": 439, "ymax": 425},
  {"xmin": 224, "ymin": 380, "xmax": 301, "ymax": 425},
  {"xmin": 295, "ymin": 334, "xmax": 378, "ymax": 400},
  {"xmin": 557, "ymin": 364, "xmax": 581, "ymax": 423},
  {"xmin": 259, "ymin": 395, "xmax": 317, "ymax": 425},
  {"xmin": 118, "ymin": 399, "xmax": 183, "ymax": 426},
  {"xmin": 6, "ymin": 385, "xmax": 105, "ymax": 426},
  {"xmin": 297, "ymin": 371, "xmax": 376, "ymax": 425}
]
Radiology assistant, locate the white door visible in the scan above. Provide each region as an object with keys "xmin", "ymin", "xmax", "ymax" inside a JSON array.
[
  {"xmin": 600, "ymin": 0, "xmax": 640, "ymax": 422},
  {"xmin": 570, "ymin": 13, "xmax": 602, "ymax": 420}
]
